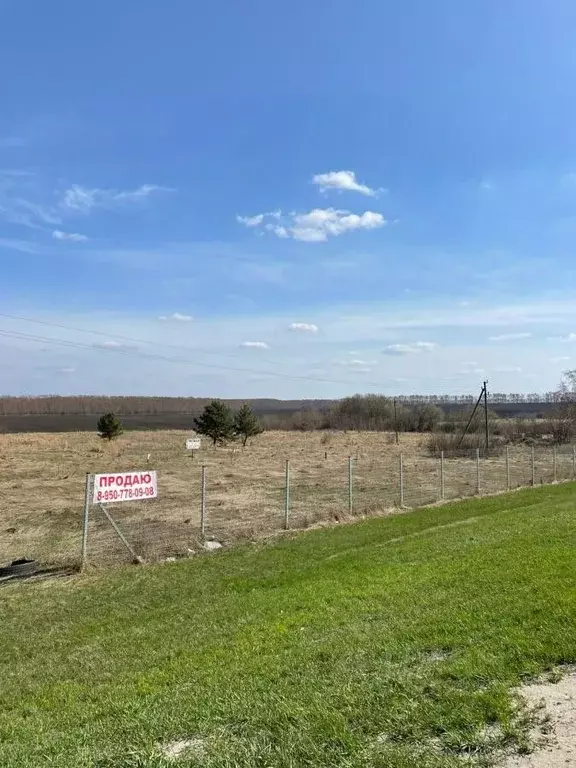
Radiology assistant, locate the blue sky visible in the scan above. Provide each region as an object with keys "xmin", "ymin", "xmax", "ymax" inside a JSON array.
[{"xmin": 2, "ymin": 0, "xmax": 576, "ymax": 398}]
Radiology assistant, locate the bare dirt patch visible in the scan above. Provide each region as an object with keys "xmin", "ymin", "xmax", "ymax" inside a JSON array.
[
  {"xmin": 505, "ymin": 670, "xmax": 576, "ymax": 767},
  {"xmin": 158, "ymin": 737, "xmax": 205, "ymax": 761}
]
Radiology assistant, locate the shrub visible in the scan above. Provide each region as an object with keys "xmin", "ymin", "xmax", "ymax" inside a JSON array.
[
  {"xmin": 97, "ymin": 413, "xmax": 123, "ymax": 441},
  {"xmin": 194, "ymin": 400, "xmax": 236, "ymax": 446},
  {"xmin": 233, "ymin": 404, "xmax": 263, "ymax": 447},
  {"xmin": 427, "ymin": 432, "xmax": 504, "ymax": 457}
]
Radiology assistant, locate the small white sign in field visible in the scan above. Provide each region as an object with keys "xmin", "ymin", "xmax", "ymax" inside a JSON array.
[
  {"xmin": 186, "ymin": 438, "xmax": 201, "ymax": 450},
  {"xmin": 93, "ymin": 471, "xmax": 158, "ymax": 504}
]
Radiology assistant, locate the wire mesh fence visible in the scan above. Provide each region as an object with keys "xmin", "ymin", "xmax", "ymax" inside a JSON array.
[{"xmin": 1, "ymin": 438, "xmax": 575, "ymax": 571}]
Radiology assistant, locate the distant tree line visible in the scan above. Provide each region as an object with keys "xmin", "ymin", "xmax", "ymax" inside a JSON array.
[
  {"xmin": 0, "ymin": 395, "xmax": 330, "ymax": 416},
  {"xmin": 0, "ymin": 391, "xmax": 569, "ymax": 418}
]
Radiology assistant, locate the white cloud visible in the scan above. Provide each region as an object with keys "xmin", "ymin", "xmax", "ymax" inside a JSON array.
[
  {"xmin": 551, "ymin": 356, "xmax": 571, "ymax": 363},
  {"xmin": 383, "ymin": 342, "xmax": 438, "ymax": 355},
  {"xmin": 288, "ymin": 322, "xmax": 319, "ymax": 333},
  {"xmin": 312, "ymin": 170, "xmax": 381, "ymax": 197},
  {"xmin": 547, "ymin": 333, "xmax": 576, "ymax": 342},
  {"xmin": 488, "ymin": 332, "xmax": 532, "ymax": 341},
  {"xmin": 240, "ymin": 341, "xmax": 269, "ymax": 349},
  {"xmin": 350, "ymin": 358, "xmax": 376, "ymax": 366},
  {"xmin": 292, "ymin": 209, "xmax": 384, "ymax": 241},
  {"xmin": 158, "ymin": 313, "xmax": 193, "ymax": 322},
  {"xmin": 61, "ymin": 184, "xmax": 171, "ymax": 213},
  {"xmin": 337, "ymin": 358, "xmax": 377, "ymax": 367},
  {"xmin": 59, "ymin": 367, "xmax": 76, "ymax": 374},
  {"xmin": 236, "ymin": 214, "xmax": 264, "ymax": 228},
  {"xmin": 52, "ymin": 229, "xmax": 88, "ymax": 242},
  {"xmin": 237, "ymin": 207, "xmax": 386, "ymax": 242}
]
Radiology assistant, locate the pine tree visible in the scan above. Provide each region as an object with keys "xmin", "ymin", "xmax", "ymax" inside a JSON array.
[
  {"xmin": 194, "ymin": 400, "xmax": 236, "ymax": 446},
  {"xmin": 97, "ymin": 412, "xmax": 123, "ymax": 441},
  {"xmin": 234, "ymin": 404, "xmax": 263, "ymax": 447}
]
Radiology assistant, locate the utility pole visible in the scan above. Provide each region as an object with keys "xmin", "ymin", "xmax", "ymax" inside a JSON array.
[
  {"xmin": 393, "ymin": 398, "xmax": 399, "ymax": 444},
  {"xmin": 458, "ymin": 384, "xmax": 485, "ymax": 447},
  {"xmin": 483, "ymin": 380, "xmax": 489, "ymax": 456}
]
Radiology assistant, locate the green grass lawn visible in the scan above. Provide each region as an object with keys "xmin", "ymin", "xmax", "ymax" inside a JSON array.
[{"xmin": 1, "ymin": 485, "xmax": 576, "ymax": 767}]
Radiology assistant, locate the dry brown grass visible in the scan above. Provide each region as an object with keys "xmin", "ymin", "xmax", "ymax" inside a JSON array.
[{"xmin": 0, "ymin": 429, "xmax": 567, "ymax": 568}]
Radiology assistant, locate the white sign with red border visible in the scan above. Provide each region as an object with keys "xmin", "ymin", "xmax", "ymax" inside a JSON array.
[
  {"xmin": 93, "ymin": 471, "xmax": 158, "ymax": 504},
  {"xmin": 186, "ymin": 438, "xmax": 201, "ymax": 450}
]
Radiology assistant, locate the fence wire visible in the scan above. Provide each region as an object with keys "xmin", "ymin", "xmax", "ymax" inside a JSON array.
[{"xmin": 1, "ymin": 443, "xmax": 575, "ymax": 570}]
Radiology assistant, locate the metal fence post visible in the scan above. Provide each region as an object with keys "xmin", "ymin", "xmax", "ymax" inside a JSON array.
[
  {"xmin": 200, "ymin": 465, "xmax": 207, "ymax": 538},
  {"xmin": 531, "ymin": 446, "xmax": 535, "ymax": 486},
  {"xmin": 399, "ymin": 453, "xmax": 404, "ymax": 506},
  {"xmin": 476, "ymin": 448, "xmax": 481, "ymax": 494},
  {"xmin": 505, "ymin": 446, "xmax": 510, "ymax": 491},
  {"xmin": 553, "ymin": 446, "xmax": 557, "ymax": 483},
  {"xmin": 440, "ymin": 451, "xmax": 445, "ymax": 501},
  {"xmin": 81, "ymin": 473, "xmax": 91, "ymax": 570},
  {"xmin": 284, "ymin": 459, "xmax": 290, "ymax": 530},
  {"xmin": 348, "ymin": 456, "xmax": 353, "ymax": 514}
]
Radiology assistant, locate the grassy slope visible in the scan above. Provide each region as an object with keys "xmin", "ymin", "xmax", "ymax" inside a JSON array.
[{"xmin": 1, "ymin": 486, "xmax": 576, "ymax": 768}]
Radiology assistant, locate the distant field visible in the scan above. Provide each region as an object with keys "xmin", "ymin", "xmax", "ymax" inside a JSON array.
[
  {"xmin": 1, "ymin": 484, "xmax": 576, "ymax": 767},
  {"xmin": 0, "ymin": 401, "xmax": 559, "ymax": 433},
  {"xmin": 0, "ymin": 429, "xmax": 569, "ymax": 569}
]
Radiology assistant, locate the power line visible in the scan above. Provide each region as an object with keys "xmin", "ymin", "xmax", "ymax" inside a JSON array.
[
  {"xmin": 0, "ymin": 312, "xmax": 494, "ymax": 396},
  {"xmin": 0, "ymin": 328, "xmax": 393, "ymax": 388},
  {"xmin": 0, "ymin": 311, "xmax": 295, "ymax": 369}
]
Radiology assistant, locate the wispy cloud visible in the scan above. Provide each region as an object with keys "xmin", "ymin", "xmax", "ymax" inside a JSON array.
[
  {"xmin": 15, "ymin": 199, "xmax": 61, "ymax": 225},
  {"xmin": 0, "ymin": 237, "xmax": 46, "ymax": 254},
  {"xmin": 383, "ymin": 342, "xmax": 438, "ymax": 355},
  {"xmin": 336, "ymin": 358, "xmax": 376, "ymax": 372},
  {"xmin": 547, "ymin": 333, "xmax": 576, "ymax": 342},
  {"xmin": 238, "ymin": 207, "xmax": 386, "ymax": 242},
  {"xmin": 479, "ymin": 179, "xmax": 495, "ymax": 191},
  {"xmin": 288, "ymin": 322, "xmax": 319, "ymax": 333},
  {"xmin": 236, "ymin": 214, "xmax": 264, "ymax": 228},
  {"xmin": 0, "ymin": 200, "xmax": 61, "ymax": 230},
  {"xmin": 158, "ymin": 312, "xmax": 193, "ymax": 322},
  {"xmin": 312, "ymin": 170, "xmax": 382, "ymax": 197},
  {"xmin": 0, "ymin": 173, "xmax": 171, "ymax": 234},
  {"xmin": 52, "ymin": 229, "xmax": 88, "ymax": 242},
  {"xmin": 0, "ymin": 169, "xmax": 34, "ymax": 178},
  {"xmin": 61, "ymin": 184, "xmax": 173, "ymax": 213},
  {"xmin": 488, "ymin": 332, "xmax": 532, "ymax": 341},
  {"xmin": 240, "ymin": 341, "xmax": 269, "ymax": 349},
  {"xmin": 551, "ymin": 356, "xmax": 571, "ymax": 363}
]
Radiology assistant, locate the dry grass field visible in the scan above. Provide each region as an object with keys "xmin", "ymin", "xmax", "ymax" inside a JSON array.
[{"xmin": 0, "ymin": 429, "xmax": 569, "ymax": 569}]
